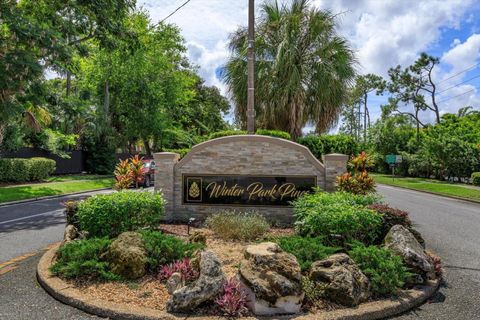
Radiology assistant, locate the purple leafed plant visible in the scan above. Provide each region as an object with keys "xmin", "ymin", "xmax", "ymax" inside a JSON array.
[
  {"xmin": 158, "ymin": 257, "xmax": 199, "ymax": 282},
  {"xmin": 215, "ymin": 278, "xmax": 249, "ymax": 317}
]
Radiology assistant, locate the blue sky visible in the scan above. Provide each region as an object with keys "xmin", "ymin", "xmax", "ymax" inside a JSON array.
[{"xmin": 140, "ymin": 0, "xmax": 480, "ymax": 127}]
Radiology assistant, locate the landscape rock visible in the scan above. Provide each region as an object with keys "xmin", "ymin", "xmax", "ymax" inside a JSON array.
[
  {"xmin": 309, "ymin": 253, "xmax": 370, "ymax": 306},
  {"xmin": 188, "ymin": 231, "xmax": 207, "ymax": 245},
  {"xmin": 103, "ymin": 232, "xmax": 147, "ymax": 280},
  {"xmin": 166, "ymin": 272, "xmax": 183, "ymax": 294},
  {"xmin": 167, "ymin": 250, "xmax": 225, "ymax": 312},
  {"xmin": 384, "ymin": 225, "xmax": 434, "ymax": 279},
  {"xmin": 63, "ymin": 224, "xmax": 78, "ymax": 242},
  {"xmin": 238, "ymin": 242, "xmax": 303, "ymax": 315}
]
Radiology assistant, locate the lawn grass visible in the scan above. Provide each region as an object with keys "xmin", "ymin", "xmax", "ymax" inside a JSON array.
[
  {"xmin": 0, "ymin": 175, "xmax": 114, "ymax": 203},
  {"xmin": 372, "ymin": 174, "xmax": 480, "ymax": 202}
]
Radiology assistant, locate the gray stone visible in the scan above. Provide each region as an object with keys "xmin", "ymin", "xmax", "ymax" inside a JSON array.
[
  {"xmin": 309, "ymin": 253, "xmax": 370, "ymax": 306},
  {"xmin": 103, "ymin": 232, "xmax": 146, "ymax": 280},
  {"xmin": 167, "ymin": 250, "xmax": 225, "ymax": 312},
  {"xmin": 166, "ymin": 272, "xmax": 183, "ymax": 294},
  {"xmin": 384, "ymin": 225, "xmax": 434, "ymax": 279},
  {"xmin": 63, "ymin": 224, "xmax": 78, "ymax": 242},
  {"xmin": 238, "ymin": 242, "xmax": 303, "ymax": 315}
]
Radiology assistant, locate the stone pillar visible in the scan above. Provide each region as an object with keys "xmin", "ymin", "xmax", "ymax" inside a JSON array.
[
  {"xmin": 154, "ymin": 152, "xmax": 180, "ymax": 220},
  {"xmin": 322, "ymin": 153, "xmax": 349, "ymax": 192}
]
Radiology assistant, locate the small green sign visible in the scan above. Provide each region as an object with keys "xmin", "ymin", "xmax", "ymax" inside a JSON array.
[{"xmin": 386, "ymin": 154, "xmax": 396, "ymax": 164}]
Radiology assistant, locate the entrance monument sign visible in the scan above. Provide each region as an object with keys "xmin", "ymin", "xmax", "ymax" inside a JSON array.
[{"xmin": 154, "ymin": 135, "xmax": 348, "ymax": 224}]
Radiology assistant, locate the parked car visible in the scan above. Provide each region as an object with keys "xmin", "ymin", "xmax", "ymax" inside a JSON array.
[{"xmin": 141, "ymin": 159, "xmax": 156, "ymax": 187}]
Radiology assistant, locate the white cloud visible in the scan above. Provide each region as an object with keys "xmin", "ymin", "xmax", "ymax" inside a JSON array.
[{"xmin": 139, "ymin": 0, "xmax": 480, "ymax": 124}]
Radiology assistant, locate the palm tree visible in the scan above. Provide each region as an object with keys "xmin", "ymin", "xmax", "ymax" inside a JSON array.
[{"xmin": 223, "ymin": 0, "xmax": 356, "ymax": 140}]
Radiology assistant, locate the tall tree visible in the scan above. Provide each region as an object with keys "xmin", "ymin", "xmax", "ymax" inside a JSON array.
[
  {"xmin": 224, "ymin": 0, "xmax": 356, "ymax": 140},
  {"xmin": 386, "ymin": 53, "xmax": 441, "ymax": 136}
]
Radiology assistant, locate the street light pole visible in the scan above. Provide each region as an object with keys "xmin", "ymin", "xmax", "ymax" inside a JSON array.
[{"xmin": 247, "ymin": 0, "xmax": 255, "ymax": 133}]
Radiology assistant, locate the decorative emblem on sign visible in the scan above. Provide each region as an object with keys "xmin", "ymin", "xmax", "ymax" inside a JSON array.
[{"xmin": 189, "ymin": 181, "xmax": 200, "ymax": 198}]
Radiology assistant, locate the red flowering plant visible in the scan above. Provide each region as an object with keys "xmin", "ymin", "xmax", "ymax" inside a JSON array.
[
  {"xmin": 215, "ymin": 278, "xmax": 249, "ymax": 317},
  {"xmin": 337, "ymin": 151, "xmax": 376, "ymax": 195},
  {"xmin": 158, "ymin": 258, "xmax": 199, "ymax": 284}
]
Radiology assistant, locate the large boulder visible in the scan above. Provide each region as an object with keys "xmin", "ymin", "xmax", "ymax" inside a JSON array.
[
  {"xmin": 167, "ymin": 250, "xmax": 225, "ymax": 312},
  {"xmin": 103, "ymin": 232, "xmax": 147, "ymax": 279},
  {"xmin": 238, "ymin": 242, "xmax": 303, "ymax": 315},
  {"xmin": 384, "ymin": 225, "xmax": 434, "ymax": 279},
  {"xmin": 309, "ymin": 253, "xmax": 370, "ymax": 307}
]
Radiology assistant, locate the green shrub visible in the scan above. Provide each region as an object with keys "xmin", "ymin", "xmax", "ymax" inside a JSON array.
[
  {"xmin": 77, "ymin": 191, "xmax": 165, "ymax": 238},
  {"xmin": 256, "ymin": 129, "xmax": 291, "ymax": 140},
  {"xmin": 50, "ymin": 238, "xmax": 119, "ymax": 281},
  {"xmin": 209, "ymin": 130, "xmax": 247, "ymax": 140},
  {"xmin": 140, "ymin": 230, "xmax": 203, "ymax": 273},
  {"xmin": 297, "ymin": 134, "xmax": 359, "ymax": 159},
  {"xmin": 293, "ymin": 192, "xmax": 382, "ymax": 245},
  {"xmin": 205, "ymin": 211, "xmax": 270, "ymax": 241},
  {"xmin": 0, "ymin": 157, "xmax": 55, "ymax": 182},
  {"xmin": 274, "ymin": 235, "xmax": 339, "ymax": 270},
  {"xmin": 28, "ymin": 157, "xmax": 56, "ymax": 180},
  {"xmin": 349, "ymin": 245, "xmax": 410, "ymax": 296},
  {"xmin": 472, "ymin": 172, "xmax": 480, "ymax": 186},
  {"xmin": 164, "ymin": 148, "xmax": 191, "ymax": 158}
]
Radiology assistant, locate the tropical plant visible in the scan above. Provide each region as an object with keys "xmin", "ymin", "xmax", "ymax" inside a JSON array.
[
  {"xmin": 337, "ymin": 152, "xmax": 375, "ymax": 194},
  {"xmin": 224, "ymin": 0, "xmax": 356, "ymax": 139},
  {"xmin": 158, "ymin": 257, "xmax": 199, "ymax": 283},
  {"xmin": 114, "ymin": 159, "xmax": 133, "ymax": 190},
  {"xmin": 129, "ymin": 155, "xmax": 146, "ymax": 188},
  {"xmin": 215, "ymin": 278, "xmax": 249, "ymax": 317}
]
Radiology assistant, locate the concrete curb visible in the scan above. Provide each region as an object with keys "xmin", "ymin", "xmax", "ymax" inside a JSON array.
[
  {"xmin": 0, "ymin": 188, "xmax": 112, "ymax": 207},
  {"xmin": 378, "ymin": 183, "xmax": 480, "ymax": 205},
  {"xmin": 37, "ymin": 244, "xmax": 441, "ymax": 320}
]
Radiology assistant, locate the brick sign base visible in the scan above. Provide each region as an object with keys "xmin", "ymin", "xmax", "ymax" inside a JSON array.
[{"xmin": 154, "ymin": 135, "xmax": 347, "ymax": 224}]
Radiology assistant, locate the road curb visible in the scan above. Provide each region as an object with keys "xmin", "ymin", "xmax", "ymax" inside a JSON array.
[
  {"xmin": 38, "ymin": 244, "xmax": 441, "ymax": 320},
  {"xmin": 378, "ymin": 183, "xmax": 480, "ymax": 205},
  {"xmin": 0, "ymin": 188, "xmax": 112, "ymax": 208}
]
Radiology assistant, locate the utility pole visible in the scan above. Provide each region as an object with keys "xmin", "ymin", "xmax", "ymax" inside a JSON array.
[{"xmin": 246, "ymin": 0, "xmax": 255, "ymax": 133}]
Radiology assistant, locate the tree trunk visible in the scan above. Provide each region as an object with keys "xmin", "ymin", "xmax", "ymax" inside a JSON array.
[
  {"xmin": 363, "ymin": 93, "xmax": 368, "ymax": 143},
  {"xmin": 66, "ymin": 72, "xmax": 71, "ymax": 97},
  {"xmin": 143, "ymin": 138, "xmax": 151, "ymax": 156},
  {"xmin": 104, "ymin": 80, "xmax": 110, "ymax": 121}
]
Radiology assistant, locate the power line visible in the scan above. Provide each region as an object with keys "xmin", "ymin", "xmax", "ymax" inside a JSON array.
[
  {"xmin": 437, "ymin": 62, "xmax": 480, "ymax": 84},
  {"xmin": 437, "ymin": 88, "xmax": 476, "ymax": 104},
  {"xmin": 437, "ymin": 74, "xmax": 480, "ymax": 94},
  {"xmin": 159, "ymin": 0, "xmax": 191, "ymax": 23}
]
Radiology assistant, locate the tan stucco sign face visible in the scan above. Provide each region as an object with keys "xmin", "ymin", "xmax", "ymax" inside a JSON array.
[{"xmin": 183, "ymin": 174, "xmax": 316, "ymax": 206}]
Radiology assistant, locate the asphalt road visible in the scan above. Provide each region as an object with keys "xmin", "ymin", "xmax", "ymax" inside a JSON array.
[
  {"xmin": 0, "ymin": 189, "xmax": 114, "ymax": 264},
  {"xmin": 0, "ymin": 185, "xmax": 479, "ymax": 319}
]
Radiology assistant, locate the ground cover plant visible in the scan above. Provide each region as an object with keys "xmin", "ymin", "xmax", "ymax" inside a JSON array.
[
  {"xmin": 349, "ymin": 244, "xmax": 410, "ymax": 296},
  {"xmin": 77, "ymin": 191, "xmax": 165, "ymax": 238},
  {"xmin": 293, "ymin": 191, "xmax": 382, "ymax": 245},
  {"xmin": 215, "ymin": 278, "xmax": 249, "ymax": 317},
  {"xmin": 140, "ymin": 230, "xmax": 203, "ymax": 273},
  {"xmin": 50, "ymin": 238, "xmax": 118, "ymax": 281},
  {"xmin": 274, "ymin": 235, "xmax": 340, "ymax": 271},
  {"xmin": 205, "ymin": 211, "xmax": 270, "ymax": 241}
]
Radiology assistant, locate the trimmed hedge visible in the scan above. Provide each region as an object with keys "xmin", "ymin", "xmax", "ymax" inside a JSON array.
[
  {"xmin": 0, "ymin": 157, "xmax": 56, "ymax": 182},
  {"xmin": 472, "ymin": 172, "xmax": 480, "ymax": 186},
  {"xmin": 164, "ymin": 148, "xmax": 191, "ymax": 158},
  {"xmin": 293, "ymin": 192, "xmax": 382, "ymax": 245},
  {"xmin": 297, "ymin": 134, "xmax": 358, "ymax": 159},
  {"xmin": 209, "ymin": 130, "xmax": 247, "ymax": 140},
  {"xmin": 77, "ymin": 191, "xmax": 165, "ymax": 238},
  {"xmin": 256, "ymin": 129, "xmax": 291, "ymax": 140}
]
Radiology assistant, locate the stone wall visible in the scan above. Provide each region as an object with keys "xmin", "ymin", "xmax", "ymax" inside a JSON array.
[{"xmin": 154, "ymin": 135, "xmax": 347, "ymax": 224}]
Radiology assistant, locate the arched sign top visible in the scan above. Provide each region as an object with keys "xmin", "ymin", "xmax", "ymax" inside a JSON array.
[{"xmin": 176, "ymin": 134, "xmax": 325, "ymax": 173}]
